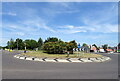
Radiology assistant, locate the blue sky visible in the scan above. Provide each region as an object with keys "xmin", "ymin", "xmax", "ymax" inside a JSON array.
[{"xmin": 1, "ymin": 2, "xmax": 118, "ymax": 46}]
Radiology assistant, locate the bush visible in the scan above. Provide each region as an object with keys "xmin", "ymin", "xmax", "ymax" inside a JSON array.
[
  {"xmin": 66, "ymin": 41, "xmax": 77, "ymax": 54},
  {"xmin": 42, "ymin": 40, "xmax": 77, "ymax": 54},
  {"xmin": 42, "ymin": 41, "xmax": 67, "ymax": 54}
]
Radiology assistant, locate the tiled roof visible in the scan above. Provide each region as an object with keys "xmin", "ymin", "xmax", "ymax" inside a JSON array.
[
  {"xmin": 91, "ymin": 46, "xmax": 97, "ymax": 50},
  {"xmin": 106, "ymin": 49, "xmax": 113, "ymax": 51}
]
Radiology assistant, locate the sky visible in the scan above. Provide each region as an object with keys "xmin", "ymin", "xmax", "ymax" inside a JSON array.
[{"xmin": 1, "ymin": 2, "xmax": 118, "ymax": 47}]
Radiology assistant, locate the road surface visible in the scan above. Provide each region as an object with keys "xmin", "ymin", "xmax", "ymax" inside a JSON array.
[{"xmin": 2, "ymin": 51, "xmax": 118, "ymax": 79}]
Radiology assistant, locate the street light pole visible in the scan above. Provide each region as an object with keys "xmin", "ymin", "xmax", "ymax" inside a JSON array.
[
  {"xmin": 24, "ymin": 42, "xmax": 26, "ymax": 53},
  {"xmin": 25, "ymin": 43, "xmax": 26, "ymax": 50}
]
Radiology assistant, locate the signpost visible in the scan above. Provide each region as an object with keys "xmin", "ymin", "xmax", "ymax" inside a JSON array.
[{"xmin": 77, "ymin": 43, "xmax": 81, "ymax": 57}]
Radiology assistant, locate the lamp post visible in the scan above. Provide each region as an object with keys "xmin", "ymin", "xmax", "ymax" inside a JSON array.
[{"xmin": 24, "ymin": 42, "xmax": 26, "ymax": 53}]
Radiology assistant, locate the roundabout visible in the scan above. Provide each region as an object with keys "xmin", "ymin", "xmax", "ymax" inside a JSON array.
[
  {"xmin": 14, "ymin": 54, "xmax": 111, "ymax": 63},
  {"xmin": 2, "ymin": 50, "xmax": 118, "ymax": 79}
]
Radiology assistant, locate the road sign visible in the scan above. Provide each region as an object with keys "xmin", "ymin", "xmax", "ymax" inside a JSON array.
[
  {"xmin": 76, "ymin": 48, "xmax": 78, "ymax": 51},
  {"xmin": 73, "ymin": 48, "xmax": 75, "ymax": 51},
  {"xmin": 78, "ymin": 43, "xmax": 81, "ymax": 48}
]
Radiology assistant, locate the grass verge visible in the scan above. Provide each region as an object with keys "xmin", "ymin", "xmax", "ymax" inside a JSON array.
[{"xmin": 21, "ymin": 51, "xmax": 103, "ymax": 58}]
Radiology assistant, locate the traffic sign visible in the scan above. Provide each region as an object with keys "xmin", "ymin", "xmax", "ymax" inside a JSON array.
[{"xmin": 78, "ymin": 43, "xmax": 81, "ymax": 48}]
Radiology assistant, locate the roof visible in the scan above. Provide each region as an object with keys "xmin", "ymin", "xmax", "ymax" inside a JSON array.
[
  {"xmin": 91, "ymin": 46, "xmax": 97, "ymax": 50},
  {"xmin": 106, "ymin": 49, "xmax": 113, "ymax": 51}
]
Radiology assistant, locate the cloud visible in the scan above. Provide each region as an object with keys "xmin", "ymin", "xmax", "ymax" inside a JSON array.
[
  {"xmin": 42, "ymin": 2, "xmax": 80, "ymax": 18},
  {"xmin": 1, "ymin": 12, "xmax": 17, "ymax": 16},
  {"xmin": 57, "ymin": 23, "xmax": 118, "ymax": 34},
  {"xmin": 82, "ymin": 19, "xmax": 118, "ymax": 33},
  {"xmin": 2, "ymin": 2, "xmax": 118, "ymax": 46},
  {"xmin": 16, "ymin": 32, "xmax": 25, "ymax": 36},
  {"xmin": 0, "ymin": 38, "xmax": 9, "ymax": 46},
  {"xmin": 58, "ymin": 29, "xmax": 87, "ymax": 34},
  {"xmin": 79, "ymin": 3, "xmax": 118, "ymax": 33},
  {"xmin": 94, "ymin": 24, "xmax": 118, "ymax": 33},
  {"xmin": 22, "ymin": 18, "xmax": 56, "ymax": 33},
  {"xmin": 57, "ymin": 25, "xmax": 88, "ymax": 34},
  {"xmin": 3, "ymin": 17, "xmax": 56, "ymax": 38},
  {"xmin": 59, "ymin": 25, "xmax": 75, "ymax": 29}
]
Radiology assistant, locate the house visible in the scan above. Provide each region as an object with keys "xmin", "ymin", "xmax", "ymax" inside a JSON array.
[
  {"xmin": 106, "ymin": 49, "xmax": 114, "ymax": 53},
  {"xmin": 99, "ymin": 48, "xmax": 105, "ymax": 53},
  {"xmin": 90, "ymin": 46, "xmax": 97, "ymax": 52}
]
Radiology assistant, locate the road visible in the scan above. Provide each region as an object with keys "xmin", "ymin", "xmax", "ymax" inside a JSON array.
[{"xmin": 2, "ymin": 51, "xmax": 118, "ymax": 79}]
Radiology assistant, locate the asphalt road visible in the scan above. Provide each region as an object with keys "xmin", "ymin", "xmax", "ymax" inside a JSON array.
[{"xmin": 2, "ymin": 51, "xmax": 118, "ymax": 79}]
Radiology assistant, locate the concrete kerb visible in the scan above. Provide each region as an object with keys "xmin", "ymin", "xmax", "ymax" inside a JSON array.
[
  {"xmin": 57, "ymin": 58, "xmax": 70, "ymax": 62},
  {"xmin": 26, "ymin": 57, "xmax": 35, "ymax": 61},
  {"xmin": 34, "ymin": 58, "xmax": 44, "ymax": 61},
  {"xmin": 90, "ymin": 58, "xmax": 101, "ymax": 62},
  {"xmin": 14, "ymin": 55, "xmax": 17, "ymax": 58},
  {"xmin": 69, "ymin": 58, "xmax": 82, "ymax": 62},
  {"xmin": 80, "ymin": 58, "xmax": 93, "ymax": 62},
  {"xmin": 15, "ymin": 55, "xmax": 20, "ymax": 58},
  {"xmin": 19, "ymin": 56, "xmax": 26, "ymax": 60},
  {"xmin": 45, "ymin": 58, "xmax": 57, "ymax": 62},
  {"xmin": 13, "ymin": 54, "xmax": 111, "ymax": 63}
]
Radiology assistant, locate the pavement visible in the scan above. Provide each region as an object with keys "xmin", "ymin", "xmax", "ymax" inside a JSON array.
[{"xmin": 2, "ymin": 51, "xmax": 119, "ymax": 79}]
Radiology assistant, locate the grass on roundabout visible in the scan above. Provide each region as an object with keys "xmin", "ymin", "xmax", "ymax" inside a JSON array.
[{"xmin": 21, "ymin": 50, "xmax": 103, "ymax": 58}]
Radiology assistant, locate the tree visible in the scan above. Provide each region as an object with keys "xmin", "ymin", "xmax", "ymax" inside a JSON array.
[
  {"xmin": 69, "ymin": 40, "xmax": 77, "ymax": 48},
  {"xmin": 9, "ymin": 38, "xmax": 15, "ymax": 49},
  {"xmin": 0, "ymin": 46, "xmax": 2, "ymax": 49},
  {"xmin": 82, "ymin": 43, "xmax": 88, "ymax": 47},
  {"xmin": 102, "ymin": 44, "xmax": 108, "ymax": 52},
  {"xmin": 44, "ymin": 37, "xmax": 59, "ymax": 43},
  {"xmin": 43, "ymin": 39, "xmax": 77, "ymax": 54},
  {"xmin": 43, "ymin": 40, "xmax": 67, "ymax": 54},
  {"xmin": 24, "ymin": 39, "xmax": 38, "ymax": 50},
  {"xmin": 92, "ymin": 44, "xmax": 99, "ymax": 50},
  {"xmin": 6, "ymin": 38, "xmax": 15, "ymax": 49},
  {"xmin": 38, "ymin": 38, "xmax": 43, "ymax": 50},
  {"xmin": 66, "ymin": 40, "xmax": 77, "ymax": 54},
  {"xmin": 14, "ymin": 38, "xmax": 24, "ymax": 50},
  {"xmin": 7, "ymin": 41, "xmax": 10, "ymax": 49}
]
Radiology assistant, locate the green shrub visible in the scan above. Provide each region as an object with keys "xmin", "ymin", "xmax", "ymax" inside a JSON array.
[
  {"xmin": 42, "ymin": 41, "xmax": 67, "ymax": 54},
  {"xmin": 42, "ymin": 40, "xmax": 77, "ymax": 54}
]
